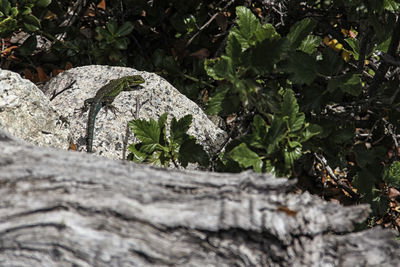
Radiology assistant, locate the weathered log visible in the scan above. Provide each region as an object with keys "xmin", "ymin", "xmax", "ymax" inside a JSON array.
[{"xmin": 0, "ymin": 129, "xmax": 399, "ymax": 266}]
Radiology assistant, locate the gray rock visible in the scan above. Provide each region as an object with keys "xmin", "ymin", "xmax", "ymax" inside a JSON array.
[
  {"xmin": 0, "ymin": 70, "xmax": 70, "ymax": 149},
  {"xmin": 44, "ymin": 65, "xmax": 228, "ymax": 160},
  {"xmin": 1, "ymin": 130, "xmax": 399, "ymax": 267}
]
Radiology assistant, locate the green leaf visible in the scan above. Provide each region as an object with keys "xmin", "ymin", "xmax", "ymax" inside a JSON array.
[
  {"xmin": 287, "ymin": 139, "xmax": 302, "ymax": 148},
  {"xmin": 291, "ymin": 113, "xmax": 305, "ymax": 132},
  {"xmin": 353, "ymin": 169, "xmax": 377, "ymax": 202},
  {"xmin": 301, "ymin": 124, "xmax": 322, "ymax": 141},
  {"xmin": 247, "ymin": 38, "xmax": 288, "ymax": 74},
  {"xmin": 127, "ymin": 144, "xmax": 148, "ymax": 163},
  {"xmin": 157, "ymin": 113, "xmax": 168, "ymax": 146},
  {"xmin": 266, "ymin": 117, "xmax": 286, "ymax": 153},
  {"xmin": 376, "ymin": 36, "xmax": 391, "ymax": 53},
  {"xmin": 281, "ymin": 89, "xmax": 306, "ymax": 132},
  {"xmin": 140, "ymin": 143, "xmax": 159, "ymax": 154},
  {"xmin": 252, "ymin": 114, "xmax": 268, "ymax": 142},
  {"xmin": 114, "ymin": 37, "xmax": 129, "ymax": 50},
  {"xmin": 230, "ymin": 143, "xmax": 263, "ymax": 172},
  {"xmin": 299, "ymin": 35, "xmax": 321, "ymax": 55},
  {"xmin": 0, "ymin": 1, "xmax": 11, "ymax": 15},
  {"xmin": 23, "ymin": 22, "xmax": 39, "ymax": 31},
  {"xmin": 327, "ymin": 78, "xmax": 341, "ymax": 93},
  {"xmin": 340, "ymin": 74, "xmax": 362, "ymax": 96},
  {"xmin": 253, "ymin": 23, "xmax": 280, "ymax": 43},
  {"xmin": 344, "ymin": 38, "xmax": 360, "ymax": 59},
  {"xmin": 17, "ymin": 34, "xmax": 37, "ymax": 56},
  {"xmin": 331, "ymin": 127, "xmax": 354, "ymax": 144},
  {"xmin": 384, "ymin": 0, "xmax": 399, "ymax": 11},
  {"xmin": 285, "ymin": 51, "xmax": 317, "ymax": 85},
  {"xmin": 129, "ymin": 117, "xmax": 161, "ymax": 145},
  {"xmin": 234, "ymin": 6, "xmax": 261, "ymax": 47},
  {"xmin": 147, "ymin": 150, "xmax": 168, "ymax": 166},
  {"xmin": 170, "ymin": 115, "xmax": 192, "ymax": 145},
  {"xmin": 301, "ymin": 85, "xmax": 326, "ymax": 112},
  {"xmin": 226, "ymin": 34, "xmax": 242, "ymax": 65},
  {"xmin": 206, "ymin": 86, "xmax": 229, "ymax": 115},
  {"xmin": 206, "ymin": 85, "xmax": 240, "ymax": 115},
  {"xmin": 352, "ymin": 144, "xmax": 386, "ymax": 168},
  {"xmin": 287, "ymin": 18, "xmax": 317, "ymax": 50},
  {"xmin": 328, "ymin": 74, "xmax": 362, "ymax": 96},
  {"xmin": 95, "ymin": 26, "xmax": 109, "ymax": 40},
  {"xmin": 282, "ymin": 89, "xmax": 299, "ymax": 123},
  {"xmin": 284, "ymin": 146, "xmax": 302, "ymax": 168},
  {"xmin": 22, "ymin": 7, "xmax": 32, "ymax": 16},
  {"xmin": 372, "ymin": 193, "xmax": 389, "ymax": 216},
  {"xmin": 318, "ymin": 48, "xmax": 343, "ymax": 76},
  {"xmin": 246, "ymin": 115, "xmax": 268, "ymax": 150},
  {"xmin": 0, "ymin": 17, "xmax": 17, "ymax": 37},
  {"xmin": 116, "ymin": 21, "xmax": 134, "ymax": 36},
  {"xmin": 179, "ymin": 138, "xmax": 209, "ymax": 167},
  {"xmin": 10, "ymin": 7, "xmax": 17, "ymax": 17},
  {"xmin": 106, "ymin": 34, "xmax": 116, "ymax": 44},
  {"xmin": 23, "ymin": 14, "xmax": 40, "ymax": 31},
  {"xmin": 157, "ymin": 113, "xmax": 168, "ymax": 130},
  {"xmin": 106, "ymin": 21, "xmax": 118, "ymax": 35},
  {"xmin": 204, "ymin": 56, "xmax": 234, "ymax": 81},
  {"xmin": 383, "ymin": 161, "xmax": 400, "ymax": 188},
  {"xmin": 24, "ymin": 14, "xmax": 40, "ymax": 27},
  {"xmin": 36, "ymin": 0, "xmax": 51, "ymax": 8}
]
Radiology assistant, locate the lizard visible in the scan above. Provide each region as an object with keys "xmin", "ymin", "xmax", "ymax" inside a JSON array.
[{"xmin": 81, "ymin": 75, "xmax": 145, "ymax": 153}]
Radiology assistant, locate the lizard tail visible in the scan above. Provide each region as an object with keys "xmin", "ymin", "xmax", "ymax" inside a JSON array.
[{"xmin": 86, "ymin": 102, "xmax": 102, "ymax": 153}]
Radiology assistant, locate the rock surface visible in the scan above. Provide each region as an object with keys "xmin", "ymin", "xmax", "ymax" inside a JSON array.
[
  {"xmin": 0, "ymin": 129, "xmax": 399, "ymax": 267},
  {"xmin": 0, "ymin": 70, "xmax": 70, "ymax": 149},
  {"xmin": 43, "ymin": 65, "xmax": 228, "ymax": 159}
]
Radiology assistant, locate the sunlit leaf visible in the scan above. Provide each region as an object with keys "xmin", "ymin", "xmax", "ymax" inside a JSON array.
[
  {"xmin": 287, "ymin": 18, "xmax": 317, "ymax": 50},
  {"xmin": 230, "ymin": 143, "xmax": 263, "ymax": 172}
]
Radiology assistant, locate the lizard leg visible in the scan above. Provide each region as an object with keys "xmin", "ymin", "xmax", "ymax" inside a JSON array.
[
  {"xmin": 102, "ymin": 96, "xmax": 120, "ymax": 115},
  {"xmin": 80, "ymin": 98, "xmax": 94, "ymax": 113}
]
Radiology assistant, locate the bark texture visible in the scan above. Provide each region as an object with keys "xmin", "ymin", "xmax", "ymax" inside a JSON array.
[{"xmin": 0, "ymin": 130, "xmax": 399, "ymax": 267}]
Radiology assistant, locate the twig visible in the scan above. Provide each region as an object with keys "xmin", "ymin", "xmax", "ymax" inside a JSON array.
[
  {"xmin": 50, "ymin": 80, "xmax": 76, "ymax": 101},
  {"xmin": 314, "ymin": 153, "xmax": 360, "ymax": 199},
  {"xmin": 185, "ymin": 0, "xmax": 235, "ymax": 48},
  {"xmin": 382, "ymin": 118, "xmax": 399, "ymax": 159},
  {"xmin": 381, "ymin": 53, "xmax": 400, "ymax": 67},
  {"xmin": 125, "ymin": 96, "xmax": 150, "ymax": 160},
  {"xmin": 182, "ymin": 73, "xmax": 215, "ymax": 88},
  {"xmin": 123, "ymin": 96, "xmax": 141, "ymax": 160},
  {"xmin": 357, "ymin": 24, "xmax": 372, "ymax": 71}
]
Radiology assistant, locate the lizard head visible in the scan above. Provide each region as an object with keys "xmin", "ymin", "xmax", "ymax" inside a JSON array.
[{"xmin": 125, "ymin": 75, "xmax": 145, "ymax": 87}]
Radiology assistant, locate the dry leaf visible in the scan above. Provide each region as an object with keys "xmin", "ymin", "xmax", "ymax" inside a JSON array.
[
  {"xmin": 348, "ymin": 30, "xmax": 357, "ymax": 38},
  {"xmin": 389, "ymin": 187, "xmax": 400, "ymax": 200},
  {"xmin": 52, "ymin": 69, "xmax": 64, "ymax": 77},
  {"xmin": 97, "ymin": 0, "xmax": 106, "ymax": 10},
  {"xmin": 37, "ymin": 66, "xmax": 50, "ymax": 82},
  {"xmin": 254, "ymin": 8, "xmax": 262, "ymax": 18},
  {"xmin": 1, "ymin": 45, "xmax": 18, "ymax": 57},
  {"xmin": 189, "ymin": 48, "xmax": 210, "ymax": 59},
  {"xmin": 201, "ymin": 89, "xmax": 209, "ymax": 103},
  {"xmin": 44, "ymin": 10, "xmax": 57, "ymax": 20},
  {"xmin": 69, "ymin": 143, "xmax": 77, "ymax": 151},
  {"xmin": 65, "ymin": 62, "xmax": 73, "ymax": 70},
  {"xmin": 24, "ymin": 69, "xmax": 34, "ymax": 82},
  {"xmin": 215, "ymin": 13, "xmax": 227, "ymax": 31},
  {"xmin": 277, "ymin": 206, "xmax": 298, "ymax": 217}
]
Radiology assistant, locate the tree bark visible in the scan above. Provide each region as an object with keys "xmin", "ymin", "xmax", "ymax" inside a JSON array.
[{"xmin": 0, "ymin": 130, "xmax": 399, "ymax": 266}]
